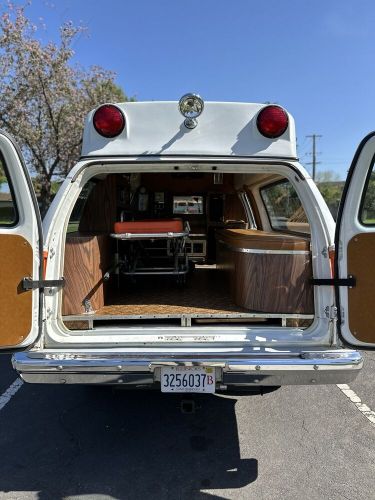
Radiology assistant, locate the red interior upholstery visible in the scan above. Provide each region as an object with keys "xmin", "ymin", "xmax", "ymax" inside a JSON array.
[{"xmin": 114, "ymin": 218, "xmax": 184, "ymax": 234}]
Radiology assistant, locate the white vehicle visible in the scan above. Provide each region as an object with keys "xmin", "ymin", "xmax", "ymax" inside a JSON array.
[{"xmin": 0, "ymin": 93, "xmax": 372, "ymax": 393}]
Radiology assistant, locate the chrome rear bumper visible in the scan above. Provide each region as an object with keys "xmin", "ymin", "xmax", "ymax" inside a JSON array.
[{"xmin": 12, "ymin": 349, "xmax": 363, "ymax": 387}]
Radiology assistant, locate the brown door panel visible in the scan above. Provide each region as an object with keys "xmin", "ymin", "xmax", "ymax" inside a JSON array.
[
  {"xmin": 348, "ymin": 232, "xmax": 375, "ymax": 343},
  {"xmin": 0, "ymin": 234, "xmax": 33, "ymax": 347}
]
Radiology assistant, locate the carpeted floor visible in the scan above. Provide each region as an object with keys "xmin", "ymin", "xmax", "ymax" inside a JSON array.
[{"xmin": 97, "ymin": 267, "xmax": 247, "ymax": 316}]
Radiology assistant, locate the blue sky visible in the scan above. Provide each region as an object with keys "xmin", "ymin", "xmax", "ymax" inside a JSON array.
[{"xmin": 16, "ymin": 0, "xmax": 375, "ymax": 179}]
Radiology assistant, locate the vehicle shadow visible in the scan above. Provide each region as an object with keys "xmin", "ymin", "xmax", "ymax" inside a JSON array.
[{"xmin": 0, "ymin": 386, "xmax": 259, "ymax": 499}]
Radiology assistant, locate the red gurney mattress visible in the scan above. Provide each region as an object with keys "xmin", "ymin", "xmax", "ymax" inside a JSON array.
[{"xmin": 113, "ymin": 218, "xmax": 184, "ymax": 234}]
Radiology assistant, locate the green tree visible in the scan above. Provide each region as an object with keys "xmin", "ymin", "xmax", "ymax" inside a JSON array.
[
  {"xmin": 316, "ymin": 171, "xmax": 344, "ymax": 219},
  {"xmin": 0, "ymin": 161, "xmax": 5, "ymax": 187},
  {"xmin": 361, "ymin": 172, "xmax": 375, "ymax": 222},
  {"xmin": 0, "ymin": 3, "xmax": 132, "ymax": 214}
]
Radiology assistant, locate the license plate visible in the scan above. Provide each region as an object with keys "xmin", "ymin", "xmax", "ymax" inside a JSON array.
[{"xmin": 160, "ymin": 366, "xmax": 216, "ymax": 393}]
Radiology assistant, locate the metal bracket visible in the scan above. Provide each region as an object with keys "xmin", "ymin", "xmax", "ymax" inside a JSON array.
[
  {"xmin": 22, "ymin": 277, "xmax": 65, "ymax": 291},
  {"xmin": 325, "ymin": 305, "xmax": 338, "ymax": 319},
  {"xmin": 310, "ymin": 276, "xmax": 356, "ymax": 287},
  {"xmin": 83, "ymin": 298, "xmax": 94, "ymax": 314}
]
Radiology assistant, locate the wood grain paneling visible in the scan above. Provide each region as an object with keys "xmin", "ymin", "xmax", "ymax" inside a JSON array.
[
  {"xmin": 233, "ymin": 251, "xmax": 313, "ymax": 314},
  {"xmin": 0, "ymin": 234, "xmax": 33, "ymax": 346},
  {"xmin": 217, "ymin": 229, "xmax": 310, "ymax": 251},
  {"xmin": 79, "ymin": 175, "xmax": 118, "ymax": 233},
  {"xmin": 224, "ymin": 193, "xmax": 247, "ymax": 222},
  {"xmin": 62, "ymin": 234, "xmax": 111, "ymax": 315},
  {"xmin": 216, "ymin": 230, "xmax": 313, "ymax": 314},
  {"xmin": 348, "ymin": 233, "xmax": 375, "ymax": 343}
]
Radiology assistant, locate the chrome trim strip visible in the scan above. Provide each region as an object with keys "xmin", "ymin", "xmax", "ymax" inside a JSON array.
[
  {"xmin": 62, "ymin": 313, "xmax": 315, "ymax": 321},
  {"xmin": 17, "ymin": 371, "xmax": 360, "ymax": 386},
  {"xmin": 13, "ymin": 350, "xmax": 362, "ymax": 386},
  {"xmin": 217, "ymin": 240, "xmax": 310, "ymax": 255},
  {"xmin": 110, "ymin": 232, "xmax": 188, "ymax": 240}
]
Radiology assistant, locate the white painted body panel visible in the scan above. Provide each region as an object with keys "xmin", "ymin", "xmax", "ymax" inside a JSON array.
[
  {"xmin": 42, "ymin": 158, "xmax": 335, "ymax": 349},
  {"xmin": 0, "ymin": 133, "xmax": 41, "ymax": 348},
  {"xmin": 2, "ymin": 99, "xmax": 367, "ymax": 385},
  {"xmin": 41, "ymin": 102, "xmax": 335, "ymax": 351},
  {"xmin": 337, "ymin": 134, "xmax": 375, "ymax": 347},
  {"xmin": 81, "ymin": 102, "xmax": 297, "ymax": 159}
]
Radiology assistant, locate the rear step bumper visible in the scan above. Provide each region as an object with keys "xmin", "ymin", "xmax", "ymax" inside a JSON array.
[{"xmin": 13, "ymin": 349, "xmax": 363, "ymax": 387}]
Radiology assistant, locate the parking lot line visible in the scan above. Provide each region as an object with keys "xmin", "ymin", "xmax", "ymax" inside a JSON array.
[
  {"xmin": 337, "ymin": 384, "xmax": 375, "ymax": 427},
  {"xmin": 0, "ymin": 378, "xmax": 23, "ymax": 412}
]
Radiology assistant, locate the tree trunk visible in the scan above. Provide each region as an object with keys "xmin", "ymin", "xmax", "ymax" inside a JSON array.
[{"xmin": 39, "ymin": 179, "xmax": 52, "ymax": 218}]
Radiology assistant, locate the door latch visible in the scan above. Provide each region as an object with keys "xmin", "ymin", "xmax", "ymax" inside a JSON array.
[
  {"xmin": 310, "ymin": 276, "xmax": 356, "ymax": 287},
  {"xmin": 22, "ymin": 277, "xmax": 65, "ymax": 291}
]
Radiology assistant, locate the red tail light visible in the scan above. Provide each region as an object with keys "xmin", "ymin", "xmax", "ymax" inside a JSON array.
[
  {"xmin": 93, "ymin": 104, "xmax": 125, "ymax": 138},
  {"xmin": 257, "ymin": 105, "xmax": 289, "ymax": 139}
]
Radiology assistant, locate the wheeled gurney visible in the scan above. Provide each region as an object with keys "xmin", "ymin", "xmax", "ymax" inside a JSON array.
[{"xmin": 110, "ymin": 218, "xmax": 190, "ymax": 283}]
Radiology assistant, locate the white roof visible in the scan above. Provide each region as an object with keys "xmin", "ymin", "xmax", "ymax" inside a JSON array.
[{"xmin": 81, "ymin": 101, "xmax": 297, "ymax": 159}]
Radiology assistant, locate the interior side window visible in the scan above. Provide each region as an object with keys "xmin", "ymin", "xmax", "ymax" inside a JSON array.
[
  {"xmin": 360, "ymin": 167, "xmax": 375, "ymax": 225},
  {"xmin": 0, "ymin": 158, "xmax": 17, "ymax": 226},
  {"xmin": 260, "ymin": 180, "xmax": 310, "ymax": 235},
  {"xmin": 67, "ymin": 180, "xmax": 96, "ymax": 233}
]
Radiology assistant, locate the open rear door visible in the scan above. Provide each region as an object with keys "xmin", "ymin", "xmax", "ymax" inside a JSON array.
[
  {"xmin": 336, "ymin": 132, "xmax": 375, "ymax": 347},
  {"xmin": 0, "ymin": 131, "xmax": 42, "ymax": 350}
]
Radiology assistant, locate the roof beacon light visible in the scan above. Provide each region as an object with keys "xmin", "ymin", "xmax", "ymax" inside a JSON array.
[
  {"xmin": 179, "ymin": 93, "xmax": 204, "ymax": 129},
  {"xmin": 257, "ymin": 105, "xmax": 289, "ymax": 139},
  {"xmin": 93, "ymin": 104, "xmax": 125, "ymax": 138}
]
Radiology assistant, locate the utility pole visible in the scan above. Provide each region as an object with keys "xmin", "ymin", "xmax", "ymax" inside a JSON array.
[{"xmin": 306, "ymin": 134, "xmax": 322, "ymax": 181}]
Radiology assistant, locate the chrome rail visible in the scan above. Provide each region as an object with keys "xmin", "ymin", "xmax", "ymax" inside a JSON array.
[{"xmin": 13, "ymin": 349, "xmax": 363, "ymax": 387}]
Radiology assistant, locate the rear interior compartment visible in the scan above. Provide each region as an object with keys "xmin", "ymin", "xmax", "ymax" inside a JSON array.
[{"xmin": 61, "ymin": 171, "xmax": 314, "ymax": 330}]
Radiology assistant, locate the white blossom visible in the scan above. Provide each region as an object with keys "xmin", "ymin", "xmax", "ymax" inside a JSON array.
[{"xmin": 0, "ymin": 3, "xmax": 129, "ymax": 213}]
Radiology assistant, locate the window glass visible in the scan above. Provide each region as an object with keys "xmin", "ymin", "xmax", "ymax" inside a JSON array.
[
  {"xmin": 0, "ymin": 158, "xmax": 17, "ymax": 226},
  {"xmin": 260, "ymin": 180, "xmax": 310, "ymax": 234},
  {"xmin": 67, "ymin": 180, "xmax": 96, "ymax": 233},
  {"xmin": 360, "ymin": 168, "xmax": 375, "ymax": 225}
]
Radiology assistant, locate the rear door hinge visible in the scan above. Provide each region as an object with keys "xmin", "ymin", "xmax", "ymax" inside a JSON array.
[
  {"xmin": 311, "ymin": 275, "xmax": 356, "ymax": 287},
  {"xmin": 22, "ymin": 277, "xmax": 65, "ymax": 291},
  {"xmin": 325, "ymin": 305, "xmax": 338, "ymax": 319}
]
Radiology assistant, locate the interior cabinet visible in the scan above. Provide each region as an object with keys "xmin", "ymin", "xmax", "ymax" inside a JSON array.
[{"xmin": 62, "ymin": 233, "xmax": 111, "ymax": 316}]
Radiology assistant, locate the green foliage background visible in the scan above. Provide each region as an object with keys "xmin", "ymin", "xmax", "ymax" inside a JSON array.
[{"xmin": 361, "ymin": 172, "xmax": 375, "ymax": 222}]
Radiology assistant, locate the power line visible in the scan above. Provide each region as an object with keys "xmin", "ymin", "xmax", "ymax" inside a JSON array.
[
  {"xmin": 306, "ymin": 134, "xmax": 322, "ymax": 181},
  {"xmin": 296, "ymin": 136, "xmax": 309, "ymax": 156}
]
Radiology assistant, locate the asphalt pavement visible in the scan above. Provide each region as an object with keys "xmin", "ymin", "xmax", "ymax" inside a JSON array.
[{"xmin": 0, "ymin": 352, "xmax": 374, "ymax": 500}]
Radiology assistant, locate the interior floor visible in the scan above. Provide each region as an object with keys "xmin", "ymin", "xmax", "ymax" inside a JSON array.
[
  {"xmin": 100, "ymin": 266, "xmax": 247, "ymax": 317},
  {"xmin": 62, "ymin": 266, "xmax": 314, "ymax": 332}
]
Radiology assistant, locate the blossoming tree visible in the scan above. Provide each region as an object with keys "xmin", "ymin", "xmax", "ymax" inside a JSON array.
[{"xmin": 0, "ymin": 3, "xmax": 130, "ymax": 213}]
